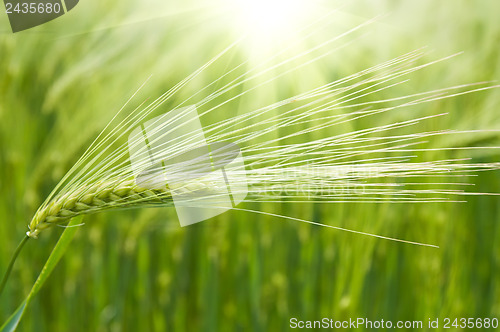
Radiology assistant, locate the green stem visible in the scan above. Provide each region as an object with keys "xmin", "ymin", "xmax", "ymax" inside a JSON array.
[{"xmin": 0, "ymin": 235, "xmax": 29, "ymax": 297}]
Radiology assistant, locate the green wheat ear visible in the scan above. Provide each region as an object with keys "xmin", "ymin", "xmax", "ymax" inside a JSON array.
[
  {"xmin": 27, "ymin": 179, "xmax": 172, "ymax": 239},
  {"xmin": 20, "ymin": 24, "xmax": 500, "ymax": 244},
  {"xmin": 24, "ymin": 45, "xmax": 500, "ymax": 245}
]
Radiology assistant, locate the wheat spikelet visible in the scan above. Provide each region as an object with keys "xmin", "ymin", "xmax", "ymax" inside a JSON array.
[
  {"xmin": 27, "ymin": 173, "xmax": 229, "ymax": 238},
  {"xmin": 27, "ymin": 179, "xmax": 169, "ymax": 238}
]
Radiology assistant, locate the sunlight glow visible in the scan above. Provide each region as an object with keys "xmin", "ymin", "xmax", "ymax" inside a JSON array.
[{"xmin": 232, "ymin": 0, "xmax": 313, "ymax": 44}]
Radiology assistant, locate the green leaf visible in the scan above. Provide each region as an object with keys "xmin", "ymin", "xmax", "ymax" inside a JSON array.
[{"xmin": 0, "ymin": 217, "xmax": 83, "ymax": 332}]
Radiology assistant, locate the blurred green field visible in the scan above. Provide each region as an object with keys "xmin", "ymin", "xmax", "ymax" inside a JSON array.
[{"xmin": 1, "ymin": 0, "xmax": 500, "ymax": 331}]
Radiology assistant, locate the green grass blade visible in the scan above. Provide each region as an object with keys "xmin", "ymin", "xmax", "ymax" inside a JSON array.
[
  {"xmin": 0, "ymin": 217, "xmax": 83, "ymax": 332},
  {"xmin": 0, "ymin": 302, "xmax": 26, "ymax": 332}
]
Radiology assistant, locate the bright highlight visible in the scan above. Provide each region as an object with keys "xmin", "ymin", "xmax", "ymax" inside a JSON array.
[{"xmin": 232, "ymin": 0, "xmax": 313, "ymax": 42}]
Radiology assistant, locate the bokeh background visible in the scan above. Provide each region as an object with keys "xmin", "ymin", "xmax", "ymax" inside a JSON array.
[{"xmin": 1, "ymin": 0, "xmax": 499, "ymax": 331}]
